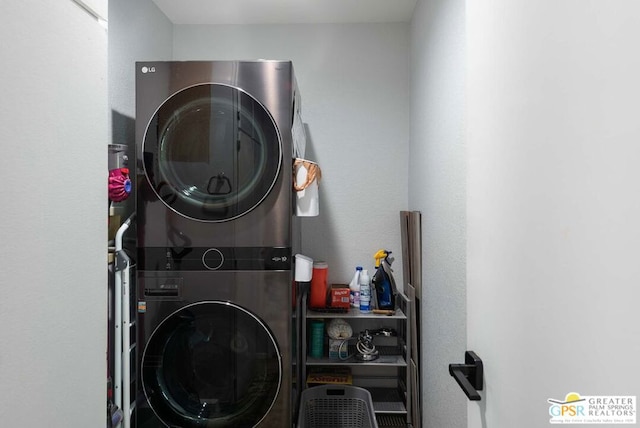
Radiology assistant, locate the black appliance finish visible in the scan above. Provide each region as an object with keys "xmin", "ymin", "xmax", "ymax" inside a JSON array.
[
  {"xmin": 137, "ymin": 270, "xmax": 291, "ymax": 428},
  {"xmin": 135, "ymin": 61, "xmax": 300, "ymax": 428},
  {"xmin": 136, "ymin": 60, "xmax": 299, "ymax": 246}
]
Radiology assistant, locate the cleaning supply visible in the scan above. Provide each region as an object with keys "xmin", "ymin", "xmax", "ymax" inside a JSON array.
[
  {"xmin": 310, "ymin": 261, "xmax": 329, "ymax": 308},
  {"xmin": 349, "ymin": 266, "xmax": 363, "ymax": 308},
  {"xmin": 372, "ymin": 250, "xmax": 398, "ymax": 310},
  {"xmin": 359, "ymin": 269, "xmax": 371, "ymax": 312}
]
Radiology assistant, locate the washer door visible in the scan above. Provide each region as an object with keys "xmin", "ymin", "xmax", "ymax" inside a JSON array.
[
  {"xmin": 143, "ymin": 84, "xmax": 282, "ymax": 222},
  {"xmin": 142, "ymin": 301, "xmax": 282, "ymax": 427}
]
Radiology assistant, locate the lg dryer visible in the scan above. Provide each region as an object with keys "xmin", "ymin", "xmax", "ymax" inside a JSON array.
[{"xmin": 136, "ymin": 60, "xmax": 301, "ymax": 246}]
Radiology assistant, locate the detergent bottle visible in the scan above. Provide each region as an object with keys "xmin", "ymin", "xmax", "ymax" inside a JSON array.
[
  {"xmin": 372, "ymin": 250, "xmax": 397, "ymax": 310},
  {"xmin": 349, "ymin": 266, "xmax": 363, "ymax": 308},
  {"xmin": 359, "ymin": 269, "xmax": 371, "ymax": 312}
]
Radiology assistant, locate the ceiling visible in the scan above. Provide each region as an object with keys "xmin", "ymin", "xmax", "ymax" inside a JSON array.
[{"xmin": 151, "ymin": 0, "xmax": 417, "ymax": 25}]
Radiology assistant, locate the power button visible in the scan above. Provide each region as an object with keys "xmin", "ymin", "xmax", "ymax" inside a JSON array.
[{"xmin": 202, "ymin": 248, "xmax": 224, "ymax": 270}]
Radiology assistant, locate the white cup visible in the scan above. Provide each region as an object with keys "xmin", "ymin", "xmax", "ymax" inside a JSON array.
[{"xmin": 294, "ymin": 254, "xmax": 314, "ymax": 282}]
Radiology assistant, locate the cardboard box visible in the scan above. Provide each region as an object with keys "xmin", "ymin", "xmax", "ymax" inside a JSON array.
[
  {"xmin": 330, "ymin": 284, "xmax": 350, "ymax": 308},
  {"xmin": 328, "ymin": 338, "xmax": 350, "ymax": 359},
  {"xmin": 306, "ymin": 367, "xmax": 353, "ymax": 387}
]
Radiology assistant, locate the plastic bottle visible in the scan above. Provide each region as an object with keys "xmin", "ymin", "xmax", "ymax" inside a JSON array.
[
  {"xmin": 309, "ymin": 262, "xmax": 329, "ymax": 308},
  {"xmin": 349, "ymin": 266, "xmax": 363, "ymax": 308},
  {"xmin": 359, "ymin": 269, "xmax": 371, "ymax": 312},
  {"xmin": 372, "ymin": 250, "xmax": 396, "ymax": 310}
]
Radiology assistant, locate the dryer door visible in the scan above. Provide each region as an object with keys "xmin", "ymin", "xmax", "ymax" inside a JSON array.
[
  {"xmin": 142, "ymin": 83, "xmax": 282, "ymax": 222},
  {"xmin": 141, "ymin": 301, "xmax": 282, "ymax": 427}
]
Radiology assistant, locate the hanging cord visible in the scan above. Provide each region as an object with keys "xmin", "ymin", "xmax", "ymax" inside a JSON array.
[
  {"xmin": 355, "ymin": 330, "xmax": 379, "ymax": 361},
  {"xmin": 337, "ymin": 337, "xmax": 355, "ymax": 361},
  {"xmin": 293, "ymin": 159, "xmax": 322, "ymax": 191},
  {"xmin": 334, "ymin": 330, "xmax": 381, "ymax": 361}
]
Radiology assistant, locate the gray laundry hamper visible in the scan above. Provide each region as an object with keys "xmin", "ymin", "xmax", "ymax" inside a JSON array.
[{"xmin": 297, "ymin": 385, "xmax": 379, "ymax": 428}]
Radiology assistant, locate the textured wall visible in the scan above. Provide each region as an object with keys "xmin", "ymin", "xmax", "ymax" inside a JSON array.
[
  {"xmin": 109, "ymin": 0, "xmax": 173, "ymax": 124},
  {"xmin": 109, "ymin": 0, "xmax": 173, "ymax": 220},
  {"xmin": 467, "ymin": 1, "xmax": 640, "ymax": 426},
  {"xmin": 173, "ymin": 23, "xmax": 410, "ymax": 285},
  {"xmin": 0, "ymin": 1, "xmax": 107, "ymax": 426},
  {"xmin": 409, "ymin": 0, "xmax": 467, "ymax": 426}
]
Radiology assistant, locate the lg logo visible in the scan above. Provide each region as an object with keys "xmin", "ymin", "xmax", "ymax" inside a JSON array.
[{"xmin": 141, "ymin": 66, "xmax": 156, "ymax": 74}]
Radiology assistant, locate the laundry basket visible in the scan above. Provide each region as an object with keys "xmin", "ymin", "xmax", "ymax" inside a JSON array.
[{"xmin": 297, "ymin": 385, "xmax": 379, "ymax": 428}]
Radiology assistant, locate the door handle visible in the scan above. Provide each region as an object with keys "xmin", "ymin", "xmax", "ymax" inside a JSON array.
[
  {"xmin": 207, "ymin": 173, "xmax": 232, "ymax": 195},
  {"xmin": 449, "ymin": 351, "xmax": 483, "ymax": 401}
]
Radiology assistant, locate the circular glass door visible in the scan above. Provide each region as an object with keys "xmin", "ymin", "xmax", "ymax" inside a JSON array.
[
  {"xmin": 142, "ymin": 84, "xmax": 282, "ymax": 222},
  {"xmin": 141, "ymin": 301, "xmax": 282, "ymax": 427}
]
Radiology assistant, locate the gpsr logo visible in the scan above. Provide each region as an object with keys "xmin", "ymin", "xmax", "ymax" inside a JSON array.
[{"xmin": 548, "ymin": 392, "xmax": 636, "ymax": 424}]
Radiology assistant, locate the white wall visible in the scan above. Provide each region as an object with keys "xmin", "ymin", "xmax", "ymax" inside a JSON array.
[
  {"xmin": 109, "ymin": 0, "xmax": 173, "ymax": 126},
  {"xmin": 109, "ymin": 0, "xmax": 173, "ymax": 219},
  {"xmin": 467, "ymin": 1, "xmax": 640, "ymax": 426},
  {"xmin": 409, "ymin": 0, "xmax": 467, "ymax": 426},
  {"xmin": 173, "ymin": 24, "xmax": 410, "ymax": 285},
  {"xmin": 6, "ymin": 1, "xmax": 637, "ymax": 426},
  {"xmin": 0, "ymin": 1, "xmax": 107, "ymax": 426}
]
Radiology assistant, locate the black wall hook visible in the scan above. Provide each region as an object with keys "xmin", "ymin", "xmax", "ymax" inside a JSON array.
[{"xmin": 449, "ymin": 351, "xmax": 483, "ymax": 401}]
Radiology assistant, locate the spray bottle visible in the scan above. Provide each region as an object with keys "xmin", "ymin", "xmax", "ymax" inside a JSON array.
[{"xmin": 372, "ymin": 250, "xmax": 397, "ymax": 310}]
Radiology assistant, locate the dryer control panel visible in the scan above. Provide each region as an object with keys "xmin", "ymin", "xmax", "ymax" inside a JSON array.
[{"xmin": 138, "ymin": 246, "xmax": 292, "ymax": 271}]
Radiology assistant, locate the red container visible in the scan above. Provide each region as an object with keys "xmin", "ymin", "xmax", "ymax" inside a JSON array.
[
  {"xmin": 309, "ymin": 262, "xmax": 329, "ymax": 308},
  {"xmin": 330, "ymin": 286, "xmax": 350, "ymax": 308}
]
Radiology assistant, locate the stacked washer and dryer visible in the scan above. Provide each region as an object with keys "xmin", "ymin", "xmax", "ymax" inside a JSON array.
[{"xmin": 135, "ymin": 61, "xmax": 301, "ymax": 428}]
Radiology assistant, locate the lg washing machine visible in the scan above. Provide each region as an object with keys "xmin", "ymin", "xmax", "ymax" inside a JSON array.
[
  {"xmin": 136, "ymin": 270, "xmax": 291, "ymax": 428},
  {"xmin": 135, "ymin": 61, "xmax": 301, "ymax": 427}
]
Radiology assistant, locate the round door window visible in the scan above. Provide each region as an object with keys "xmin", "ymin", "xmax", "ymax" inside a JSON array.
[
  {"xmin": 142, "ymin": 84, "xmax": 282, "ymax": 222},
  {"xmin": 141, "ymin": 301, "xmax": 282, "ymax": 427}
]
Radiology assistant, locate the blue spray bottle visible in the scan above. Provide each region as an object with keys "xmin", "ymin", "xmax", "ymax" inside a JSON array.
[{"xmin": 372, "ymin": 250, "xmax": 397, "ymax": 310}]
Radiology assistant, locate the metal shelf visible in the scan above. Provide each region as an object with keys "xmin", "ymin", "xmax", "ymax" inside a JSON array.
[
  {"xmin": 377, "ymin": 414, "xmax": 410, "ymax": 427},
  {"xmin": 299, "ymin": 292, "xmax": 413, "ymax": 427},
  {"xmin": 306, "ymin": 346, "xmax": 407, "ymax": 367},
  {"xmin": 370, "ymin": 387, "xmax": 407, "ymax": 414},
  {"xmin": 306, "ymin": 308, "xmax": 406, "ymax": 320}
]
